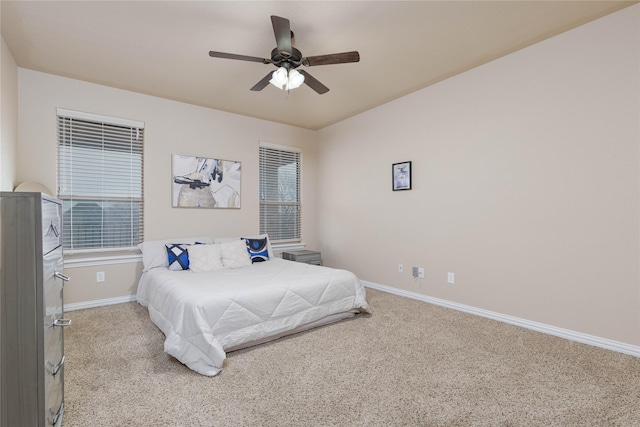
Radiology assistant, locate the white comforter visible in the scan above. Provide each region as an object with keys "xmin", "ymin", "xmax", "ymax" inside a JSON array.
[{"xmin": 137, "ymin": 258, "xmax": 371, "ymax": 376}]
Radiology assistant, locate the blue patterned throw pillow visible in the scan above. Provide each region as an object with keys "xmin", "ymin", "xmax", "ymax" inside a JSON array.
[
  {"xmin": 244, "ymin": 238, "xmax": 269, "ymax": 263},
  {"xmin": 166, "ymin": 243, "xmax": 196, "ymax": 271}
]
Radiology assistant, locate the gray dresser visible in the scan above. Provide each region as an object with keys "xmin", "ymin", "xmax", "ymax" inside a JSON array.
[{"xmin": 1, "ymin": 192, "xmax": 70, "ymax": 427}]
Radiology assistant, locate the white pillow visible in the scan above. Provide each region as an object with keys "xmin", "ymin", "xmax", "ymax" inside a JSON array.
[
  {"xmin": 219, "ymin": 239, "xmax": 252, "ymax": 268},
  {"xmin": 187, "ymin": 244, "xmax": 224, "ymax": 273},
  {"xmin": 138, "ymin": 236, "xmax": 214, "ymax": 271},
  {"xmin": 214, "ymin": 234, "xmax": 275, "ymax": 258}
]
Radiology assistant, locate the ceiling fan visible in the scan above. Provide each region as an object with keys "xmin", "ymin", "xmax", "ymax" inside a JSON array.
[{"xmin": 208, "ymin": 15, "xmax": 360, "ymax": 95}]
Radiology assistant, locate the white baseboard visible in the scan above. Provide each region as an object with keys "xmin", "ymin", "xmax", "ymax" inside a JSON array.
[
  {"xmin": 65, "ymin": 294, "xmax": 137, "ymax": 311},
  {"xmin": 362, "ymin": 280, "xmax": 640, "ymax": 358}
]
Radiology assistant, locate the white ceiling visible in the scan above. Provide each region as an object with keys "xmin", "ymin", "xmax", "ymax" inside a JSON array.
[{"xmin": 1, "ymin": 1, "xmax": 635, "ymax": 130}]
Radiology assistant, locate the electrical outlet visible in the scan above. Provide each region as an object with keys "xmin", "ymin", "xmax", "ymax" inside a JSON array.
[
  {"xmin": 398, "ymin": 264, "xmax": 404, "ymax": 273},
  {"xmin": 447, "ymin": 272, "xmax": 455, "ymax": 284},
  {"xmin": 96, "ymin": 271, "xmax": 105, "ymax": 283},
  {"xmin": 412, "ymin": 267, "xmax": 419, "ymax": 278},
  {"xmin": 418, "ymin": 268, "xmax": 425, "ymax": 279}
]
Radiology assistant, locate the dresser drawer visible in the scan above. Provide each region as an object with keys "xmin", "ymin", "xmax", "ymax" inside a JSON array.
[
  {"xmin": 44, "ymin": 355, "xmax": 64, "ymax": 427},
  {"xmin": 43, "ymin": 248, "xmax": 64, "ymax": 327},
  {"xmin": 42, "ymin": 197, "xmax": 62, "ymax": 255}
]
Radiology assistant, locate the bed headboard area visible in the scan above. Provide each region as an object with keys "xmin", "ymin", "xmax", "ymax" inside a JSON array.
[{"xmin": 138, "ymin": 234, "xmax": 275, "ymax": 272}]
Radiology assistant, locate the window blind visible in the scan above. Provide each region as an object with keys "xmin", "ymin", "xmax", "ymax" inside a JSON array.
[
  {"xmin": 259, "ymin": 144, "xmax": 301, "ymax": 242},
  {"xmin": 57, "ymin": 109, "xmax": 144, "ymax": 252}
]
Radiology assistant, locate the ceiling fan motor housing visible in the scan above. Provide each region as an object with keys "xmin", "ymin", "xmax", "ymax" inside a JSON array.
[{"xmin": 271, "ymin": 47, "xmax": 303, "ymax": 69}]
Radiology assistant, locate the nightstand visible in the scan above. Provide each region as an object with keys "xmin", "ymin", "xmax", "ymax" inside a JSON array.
[{"xmin": 282, "ymin": 250, "xmax": 322, "ymax": 265}]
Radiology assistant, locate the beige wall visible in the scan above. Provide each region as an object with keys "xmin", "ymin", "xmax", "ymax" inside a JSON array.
[
  {"xmin": 63, "ymin": 262, "xmax": 144, "ymax": 305},
  {"xmin": 1, "ymin": 37, "xmax": 18, "ymax": 191},
  {"xmin": 317, "ymin": 6, "xmax": 640, "ymax": 346},
  {"xmin": 17, "ymin": 70, "xmax": 318, "ymax": 304}
]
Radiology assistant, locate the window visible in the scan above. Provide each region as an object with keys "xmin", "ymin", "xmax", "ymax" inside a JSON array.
[
  {"xmin": 259, "ymin": 143, "xmax": 301, "ymax": 242},
  {"xmin": 57, "ymin": 109, "xmax": 144, "ymax": 252}
]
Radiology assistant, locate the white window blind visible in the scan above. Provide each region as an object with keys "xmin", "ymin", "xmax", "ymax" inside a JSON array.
[
  {"xmin": 57, "ymin": 109, "xmax": 144, "ymax": 252},
  {"xmin": 259, "ymin": 144, "xmax": 301, "ymax": 242}
]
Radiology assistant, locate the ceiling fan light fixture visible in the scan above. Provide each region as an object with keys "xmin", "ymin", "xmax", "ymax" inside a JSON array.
[
  {"xmin": 269, "ymin": 66, "xmax": 305, "ymax": 91},
  {"xmin": 287, "ymin": 69, "xmax": 305, "ymax": 89},
  {"xmin": 270, "ymin": 67, "xmax": 289, "ymax": 88}
]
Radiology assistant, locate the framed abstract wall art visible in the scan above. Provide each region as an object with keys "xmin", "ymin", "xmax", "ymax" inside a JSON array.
[
  {"xmin": 392, "ymin": 161, "xmax": 412, "ymax": 191},
  {"xmin": 172, "ymin": 154, "xmax": 241, "ymax": 208}
]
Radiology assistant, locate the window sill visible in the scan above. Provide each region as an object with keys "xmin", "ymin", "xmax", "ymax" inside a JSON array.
[{"xmin": 64, "ymin": 250, "xmax": 142, "ymax": 268}]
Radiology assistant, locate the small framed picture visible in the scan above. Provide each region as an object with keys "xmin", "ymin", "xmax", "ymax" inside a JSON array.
[{"xmin": 392, "ymin": 161, "xmax": 412, "ymax": 191}]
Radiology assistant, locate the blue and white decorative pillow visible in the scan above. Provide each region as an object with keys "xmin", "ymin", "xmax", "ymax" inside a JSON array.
[
  {"xmin": 166, "ymin": 243, "xmax": 196, "ymax": 271},
  {"xmin": 244, "ymin": 237, "xmax": 269, "ymax": 263}
]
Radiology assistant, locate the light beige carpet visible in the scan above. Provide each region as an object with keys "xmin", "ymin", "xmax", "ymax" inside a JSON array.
[{"xmin": 62, "ymin": 288, "xmax": 640, "ymax": 426}]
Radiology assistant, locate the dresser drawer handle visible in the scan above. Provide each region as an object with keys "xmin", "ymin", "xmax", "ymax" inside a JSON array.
[
  {"xmin": 54, "ymin": 271, "xmax": 70, "ymax": 282},
  {"xmin": 53, "ymin": 319, "xmax": 72, "ymax": 327},
  {"xmin": 49, "ymin": 401, "xmax": 64, "ymax": 427},
  {"xmin": 46, "ymin": 355, "xmax": 65, "ymax": 376},
  {"xmin": 47, "ymin": 222, "xmax": 60, "ymax": 238}
]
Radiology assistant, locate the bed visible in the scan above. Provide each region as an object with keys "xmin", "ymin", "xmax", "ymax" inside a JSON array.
[{"xmin": 136, "ymin": 235, "xmax": 371, "ymax": 376}]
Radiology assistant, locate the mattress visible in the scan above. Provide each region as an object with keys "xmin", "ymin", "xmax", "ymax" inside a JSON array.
[{"xmin": 137, "ymin": 258, "xmax": 371, "ymax": 376}]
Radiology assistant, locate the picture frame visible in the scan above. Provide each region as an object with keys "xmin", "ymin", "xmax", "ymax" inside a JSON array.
[
  {"xmin": 392, "ymin": 161, "xmax": 412, "ymax": 191},
  {"xmin": 171, "ymin": 154, "xmax": 241, "ymax": 208}
]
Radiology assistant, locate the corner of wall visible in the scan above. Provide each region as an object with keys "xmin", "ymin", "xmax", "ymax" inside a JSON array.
[{"xmin": 1, "ymin": 36, "xmax": 19, "ymax": 191}]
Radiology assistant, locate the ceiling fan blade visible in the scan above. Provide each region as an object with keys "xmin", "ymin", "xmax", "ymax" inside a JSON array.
[
  {"xmin": 298, "ymin": 70, "xmax": 329, "ymax": 94},
  {"xmin": 209, "ymin": 51, "xmax": 269, "ymax": 64},
  {"xmin": 250, "ymin": 72, "xmax": 274, "ymax": 91},
  {"xmin": 271, "ymin": 16, "xmax": 292, "ymax": 56},
  {"xmin": 302, "ymin": 51, "xmax": 360, "ymax": 67}
]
